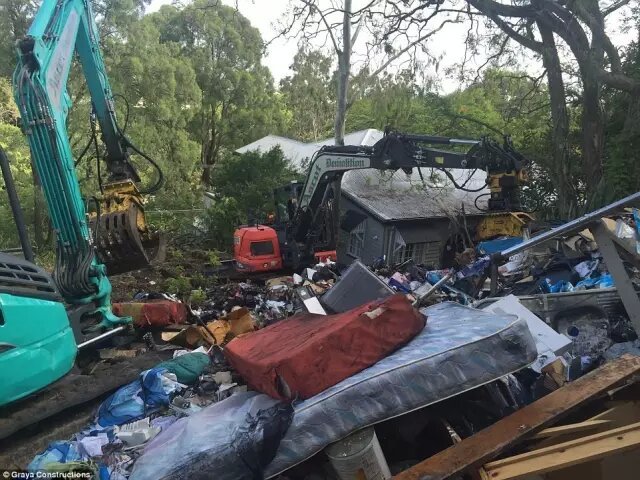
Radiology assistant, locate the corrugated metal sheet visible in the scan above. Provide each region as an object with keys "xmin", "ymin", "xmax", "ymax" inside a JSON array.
[{"xmin": 341, "ymin": 168, "xmax": 489, "ymax": 221}]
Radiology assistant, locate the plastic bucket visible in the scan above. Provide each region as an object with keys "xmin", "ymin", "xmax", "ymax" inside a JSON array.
[{"xmin": 325, "ymin": 427, "xmax": 391, "ymax": 480}]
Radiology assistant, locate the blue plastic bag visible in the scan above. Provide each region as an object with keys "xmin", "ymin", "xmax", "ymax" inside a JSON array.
[
  {"xmin": 542, "ymin": 279, "xmax": 574, "ymax": 293},
  {"xmin": 96, "ymin": 367, "xmax": 183, "ymax": 428},
  {"xmin": 575, "ymin": 273, "xmax": 614, "ymax": 290}
]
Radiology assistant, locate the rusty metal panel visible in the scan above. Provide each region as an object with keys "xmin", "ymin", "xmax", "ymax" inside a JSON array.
[{"xmin": 393, "ymin": 355, "xmax": 640, "ymax": 480}]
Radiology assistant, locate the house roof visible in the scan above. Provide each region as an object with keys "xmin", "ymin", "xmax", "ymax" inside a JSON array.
[
  {"xmin": 235, "ymin": 129, "xmax": 384, "ymax": 169},
  {"xmin": 235, "ymin": 134, "xmax": 315, "ymax": 168},
  {"xmin": 341, "ymin": 168, "xmax": 489, "ymax": 222},
  {"xmin": 313, "ymin": 129, "xmax": 384, "ymax": 148}
]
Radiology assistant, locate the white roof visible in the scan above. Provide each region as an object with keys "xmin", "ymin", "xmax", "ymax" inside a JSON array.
[{"xmin": 235, "ymin": 129, "xmax": 384, "ymax": 170}]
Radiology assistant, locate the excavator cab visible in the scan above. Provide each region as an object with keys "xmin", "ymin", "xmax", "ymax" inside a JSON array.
[
  {"xmin": 274, "ymin": 181, "xmax": 304, "ymax": 225},
  {"xmin": 233, "ymin": 182, "xmax": 303, "ymax": 272}
]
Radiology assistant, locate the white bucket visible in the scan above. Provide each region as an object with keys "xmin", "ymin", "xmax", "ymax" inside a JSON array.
[{"xmin": 325, "ymin": 427, "xmax": 391, "ymax": 480}]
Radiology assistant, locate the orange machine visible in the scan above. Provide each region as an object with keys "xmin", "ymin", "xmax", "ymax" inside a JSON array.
[{"xmin": 233, "ymin": 225, "xmax": 283, "ymax": 272}]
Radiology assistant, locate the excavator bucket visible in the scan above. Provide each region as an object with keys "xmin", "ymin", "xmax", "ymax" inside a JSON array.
[{"xmin": 91, "ymin": 180, "xmax": 166, "ymax": 276}]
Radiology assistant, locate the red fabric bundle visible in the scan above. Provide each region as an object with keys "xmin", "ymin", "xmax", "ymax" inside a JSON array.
[
  {"xmin": 112, "ymin": 300, "xmax": 188, "ymax": 327},
  {"xmin": 224, "ymin": 293, "xmax": 425, "ymax": 400}
]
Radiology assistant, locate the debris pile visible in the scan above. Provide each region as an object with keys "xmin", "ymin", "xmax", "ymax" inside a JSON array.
[{"xmin": 18, "ymin": 206, "xmax": 640, "ymax": 480}]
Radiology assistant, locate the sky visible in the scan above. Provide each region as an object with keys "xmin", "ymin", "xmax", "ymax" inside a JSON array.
[{"xmin": 148, "ymin": 0, "xmax": 636, "ymax": 94}]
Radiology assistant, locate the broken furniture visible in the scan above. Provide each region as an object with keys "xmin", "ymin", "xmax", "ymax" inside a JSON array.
[
  {"xmin": 394, "ymin": 354, "xmax": 640, "ymax": 480},
  {"xmin": 263, "ymin": 301, "xmax": 537, "ymax": 477}
]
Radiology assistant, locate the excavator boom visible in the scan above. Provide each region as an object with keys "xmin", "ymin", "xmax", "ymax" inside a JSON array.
[{"xmin": 13, "ymin": 0, "xmax": 163, "ymax": 323}]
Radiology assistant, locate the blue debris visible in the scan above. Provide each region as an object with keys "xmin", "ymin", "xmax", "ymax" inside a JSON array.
[
  {"xmin": 28, "ymin": 441, "xmax": 84, "ymax": 472},
  {"xmin": 476, "ymin": 237, "xmax": 523, "ymax": 255},
  {"xmin": 96, "ymin": 367, "xmax": 184, "ymax": 428}
]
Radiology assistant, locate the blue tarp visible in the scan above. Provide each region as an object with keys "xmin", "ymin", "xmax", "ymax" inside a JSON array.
[{"xmin": 476, "ymin": 237, "xmax": 523, "ymax": 255}]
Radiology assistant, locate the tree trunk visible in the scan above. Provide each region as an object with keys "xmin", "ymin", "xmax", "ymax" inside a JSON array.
[
  {"xmin": 537, "ymin": 22, "xmax": 573, "ymax": 218},
  {"xmin": 580, "ymin": 0, "xmax": 605, "ymax": 198},
  {"xmin": 334, "ymin": 0, "xmax": 352, "ymax": 146},
  {"xmin": 581, "ymin": 73, "xmax": 604, "ymax": 194}
]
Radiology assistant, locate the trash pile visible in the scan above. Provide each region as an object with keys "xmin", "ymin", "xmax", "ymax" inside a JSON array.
[{"xmin": 22, "ymin": 208, "xmax": 640, "ymax": 480}]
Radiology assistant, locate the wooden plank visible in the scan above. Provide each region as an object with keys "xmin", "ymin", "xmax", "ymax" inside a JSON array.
[
  {"xmin": 530, "ymin": 403, "xmax": 639, "ymax": 451},
  {"xmin": 483, "ymin": 421, "xmax": 640, "ymax": 480},
  {"xmin": 393, "ymin": 355, "xmax": 640, "ymax": 480},
  {"xmin": 531, "ymin": 419, "xmax": 611, "ymax": 440},
  {"xmin": 589, "ymin": 402, "xmax": 640, "ymax": 426},
  {"xmin": 590, "ymin": 220, "xmax": 640, "ymax": 335},
  {"xmin": 601, "ymin": 448, "xmax": 640, "ymax": 480}
]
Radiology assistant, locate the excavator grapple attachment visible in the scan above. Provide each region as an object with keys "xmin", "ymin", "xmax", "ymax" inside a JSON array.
[{"xmin": 91, "ymin": 180, "xmax": 165, "ymax": 275}]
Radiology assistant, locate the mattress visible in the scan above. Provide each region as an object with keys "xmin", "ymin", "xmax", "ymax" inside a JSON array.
[{"xmin": 265, "ymin": 301, "xmax": 537, "ymax": 477}]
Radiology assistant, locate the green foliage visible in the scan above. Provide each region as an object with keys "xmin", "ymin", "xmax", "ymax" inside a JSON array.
[
  {"xmin": 188, "ymin": 288, "xmax": 207, "ymax": 305},
  {"xmin": 201, "ymin": 146, "xmax": 298, "ymax": 249},
  {"xmin": 0, "ymin": 122, "xmax": 35, "ymax": 249},
  {"xmin": 164, "ymin": 276, "xmax": 191, "ymax": 296},
  {"xmin": 150, "ymin": 1, "xmax": 287, "ymax": 184},
  {"xmin": 280, "ymin": 48, "xmax": 335, "ymax": 141},
  {"xmin": 604, "ymin": 38, "xmax": 640, "ymax": 200},
  {"xmin": 207, "ymin": 251, "xmax": 221, "ymax": 267},
  {"xmin": 0, "ymin": 0, "xmax": 36, "ymax": 78}
]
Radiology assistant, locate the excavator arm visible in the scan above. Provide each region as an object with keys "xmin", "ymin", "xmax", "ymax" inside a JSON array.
[
  {"xmin": 289, "ymin": 130, "xmax": 530, "ymax": 267},
  {"xmin": 12, "ymin": 0, "xmax": 162, "ymax": 326}
]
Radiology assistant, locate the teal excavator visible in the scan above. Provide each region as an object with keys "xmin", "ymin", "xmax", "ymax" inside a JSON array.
[{"xmin": 0, "ymin": 0, "xmax": 164, "ymax": 406}]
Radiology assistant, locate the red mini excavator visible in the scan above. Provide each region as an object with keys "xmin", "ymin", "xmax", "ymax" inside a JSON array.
[{"xmin": 233, "ymin": 130, "xmax": 531, "ymax": 273}]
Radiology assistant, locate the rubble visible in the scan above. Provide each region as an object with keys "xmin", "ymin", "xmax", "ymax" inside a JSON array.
[{"xmin": 16, "ymin": 204, "xmax": 640, "ymax": 480}]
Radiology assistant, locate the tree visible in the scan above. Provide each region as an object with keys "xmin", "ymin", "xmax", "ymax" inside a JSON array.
[
  {"xmin": 464, "ymin": 0, "xmax": 638, "ymax": 199},
  {"xmin": 280, "ymin": 47, "xmax": 335, "ymax": 141},
  {"xmin": 204, "ymin": 147, "xmax": 299, "ymax": 249},
  {"xmin": 277, "ymin": 0, "xmax": 365, "ymax": 145},
  {"xmin": 151, "ymin": 1, "xmax": 285, "ymax": 186},
  {"xmin": 278, "ymin": 0, "xmax": 468, "ymax": 144},
  {"xmin": 104, "ymin": 16, "xmax": 202, "ymax": 210},
  {"xmin": 0, "ymin": 0, "xmax": 36, "ymax": 77},
  {"xmin": 605, "ymin": 33, "xmax": 640, "ymax": 199}
]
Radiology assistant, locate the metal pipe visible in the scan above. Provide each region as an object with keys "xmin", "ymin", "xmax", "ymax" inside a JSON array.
[
  {"xmin": 77, "ymin": 326, "xmax": 125, "ymax": 349},
  {"xmin": 0, "ymin": 146, "xmax": 35, "ymax": 262},
  {"xmin": 402, "ymin": 134, "xmax": 480, "ymax": 146},
  {"xmin": 499, "ymin": 191, "xmax": 640, "ymax": 260},
  {"xmin": 413, "ymin": 270, "xmax": 455, "ymax": 307}
]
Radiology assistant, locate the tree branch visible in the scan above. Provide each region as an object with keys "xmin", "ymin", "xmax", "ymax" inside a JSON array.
[
  {"xmin": 369, "ymin": 18, "xmax": 458, "ymax": 77},
  {"xmin": 564, "ymin": 0, "xmax": 622, "ymax": 72},
  {"xmin": 602, "ymin": 0, "xmax": 632, "ymax": 17},
  {"xmin": 302, "ymin": 0, "xmax": 341, "ymax": 54},
  {"xmin": 467, "ymin": 0, "xmax": 534, "ymax": 18}
]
